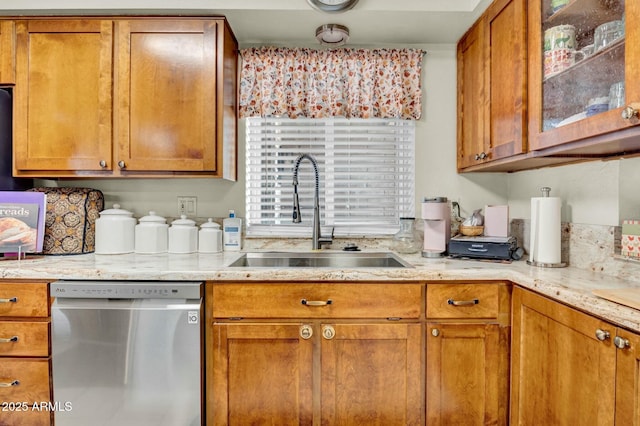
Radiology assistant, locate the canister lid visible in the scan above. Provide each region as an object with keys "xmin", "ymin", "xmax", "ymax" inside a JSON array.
[
  {"xmin": 200, "ymin": 218, "xmax": 221, "ymax": 229},
  {"xmin": 99, "ymin": 204, "xmax": 134, "ymax": 217},
  {"xmin": 422, "ymin": 197, "xmax": 447, "ymax": 203},
  {"xmin": 139, "ymin": 211, "xmax": 167, "ymax": 224},
  {"xmin": 171, "ymin": 214, "xmax": 196, "ymax": 227}
]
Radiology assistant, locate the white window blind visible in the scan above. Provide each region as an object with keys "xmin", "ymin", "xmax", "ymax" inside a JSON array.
[{"xmin": 245, "ymin": 117, "xmax": 415, "ymax": 237}]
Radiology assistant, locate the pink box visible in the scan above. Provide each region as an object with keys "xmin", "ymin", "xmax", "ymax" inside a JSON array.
[{"xmin": 484, "ymin": 205, "xmax": 509, "ymax": 237}]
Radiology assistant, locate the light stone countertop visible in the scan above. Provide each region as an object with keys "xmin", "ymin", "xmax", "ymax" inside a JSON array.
[{"xmin": 1, "ymin": 249, "xmax": 640, "ymax": 332}]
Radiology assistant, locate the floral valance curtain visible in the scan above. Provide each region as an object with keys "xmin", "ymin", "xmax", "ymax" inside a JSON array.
[{"xmin": 239, "ymin": 47, "xmax": 425, "ymax": 120}]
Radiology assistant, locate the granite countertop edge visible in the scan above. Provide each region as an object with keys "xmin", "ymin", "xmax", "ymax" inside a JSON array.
[{"xmin": 1, "ymin": 250, "xmax": 639, "ymax": 332}]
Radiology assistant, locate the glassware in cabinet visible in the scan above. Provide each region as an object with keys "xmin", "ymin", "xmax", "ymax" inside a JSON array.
[{"xmin": 529, "ymin": 0, "xmax": 640, "ymax": 151}]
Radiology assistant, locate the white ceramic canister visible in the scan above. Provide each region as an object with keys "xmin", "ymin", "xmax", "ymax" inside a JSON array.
[
  {"xmin": 168, "ymin": 215, "xmax": 198, "ymax": 254},
  {"xmin": 95, "ymin": 204, "xmax": 137, "ymax": 254},
  {"xmin": 135, "ymin": 211, "xmax": 168, "ymax": 254},
  {"xmin": 198, "ymin": 218, "xmax": 223, "ymax": 253}
]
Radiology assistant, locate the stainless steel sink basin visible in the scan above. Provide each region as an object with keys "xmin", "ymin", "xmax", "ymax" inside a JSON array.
[{"xmin": 228, "ymin": 252, "xmax": 413, "ymax": 268}]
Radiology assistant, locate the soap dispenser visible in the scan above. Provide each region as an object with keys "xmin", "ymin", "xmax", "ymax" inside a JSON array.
[{"xmin": 223, "ymin": 210, "xmax": 242, "ymax": 251}]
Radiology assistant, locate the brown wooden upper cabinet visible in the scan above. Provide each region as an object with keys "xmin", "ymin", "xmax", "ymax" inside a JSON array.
[
  {"xmin": 0, "ymin": 21, "xmax": 15, "ymax": 84},
  {"xmin": 528, "ymin": 0, "xmax": 639, "ymax": 155},
  {"xmin": 457, "ymin": 0, "xmax": 527, "ymax": 171},
  {"xmin": 12, "ymin": 17, "xmax": 237, "ymax": 179}
]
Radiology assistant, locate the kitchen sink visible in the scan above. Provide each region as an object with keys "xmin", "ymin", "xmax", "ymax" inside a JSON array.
[{"xmin": 228, "ymin": 251, "xmax": 413, "ymax": 268}]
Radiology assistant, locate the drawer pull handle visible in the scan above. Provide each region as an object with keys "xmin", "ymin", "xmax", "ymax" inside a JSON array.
[
  {"xmin": 301, "ymin": 299, "xmax": 333, "ymax": 307},
  {"xmin": 0, "ymin": 336, "xmax": 18, "ymax": 343},
  {"xmin": 0, "ymin": 297, "xmax": 17, "ymax": 303},
  {"xmin": 0, "ymin": 380, "xmax": 19, "ymax": 387},
  {"xmin": 448, "ymin": 298, "xmax": 479, "ymax": 306}
]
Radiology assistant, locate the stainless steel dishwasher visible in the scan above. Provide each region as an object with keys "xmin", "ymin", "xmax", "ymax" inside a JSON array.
[{"xmin": 50, "ymin": 280, "xmax": 203, "ymax": 426}]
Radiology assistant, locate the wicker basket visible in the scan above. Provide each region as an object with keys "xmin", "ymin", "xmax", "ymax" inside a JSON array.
[{"xmin": 459, "ymin": 225, "xmax": 484, "ymax": 236}]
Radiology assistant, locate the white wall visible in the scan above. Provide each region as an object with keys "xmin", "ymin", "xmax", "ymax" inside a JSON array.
[
  {"xmin": 619, "ymin": 157, "xmax": 640, "ymax": 222},
  {"xmin": 507, "ymin": 161, "xmax": 620, "ymax": 226},
  {"xmin": 415, "ymin": 45, "xmax": 508, "ymax": 219}
]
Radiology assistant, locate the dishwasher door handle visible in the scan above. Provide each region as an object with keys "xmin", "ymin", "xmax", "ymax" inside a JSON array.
[{"xmin": 52, "ymin": 298, "xmax": 202, "ymax": 310}]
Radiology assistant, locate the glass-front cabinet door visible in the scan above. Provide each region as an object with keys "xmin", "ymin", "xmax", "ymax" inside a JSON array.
[{"xmin": 529, "ymin": 0, "xmax": 640, "ymax": 151}]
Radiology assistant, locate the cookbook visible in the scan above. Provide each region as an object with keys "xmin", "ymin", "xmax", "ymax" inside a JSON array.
[{"xmin": 0, "ymin": 191, "xmax": 46, "ymax": 253}]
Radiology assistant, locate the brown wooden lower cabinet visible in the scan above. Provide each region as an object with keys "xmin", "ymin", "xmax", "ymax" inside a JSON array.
[
  {"xmin": 426, "ymin": 323, "xmax": 510, "ymax": 425},
  {"xmin": 614, "ymin": 328, "xmax": 640, "ymax": 425},
  {"xmin": 0, "ymin": 280, "xmax": 52, "ymax": 426},
  {"xmin": 511, "ymin": 286, "xmax": 640, "ymax": 425},
  {"xmin": 211, "ymin": 321, "xmax": 423, "ymax": 425},
  {"xmin": 208, "ymin": 282, "xmax": 424, "ymax": 425},
  {"xmin": 0, "ymin": 404, "xmax": 53, "ymax": 426},
  {"xmin": 212, "ymin": 322, "xmax": 314, "ymax": 425},
  {"xmin": 425, "ymin": 282, "xmax": 511, "ymax": 426}
]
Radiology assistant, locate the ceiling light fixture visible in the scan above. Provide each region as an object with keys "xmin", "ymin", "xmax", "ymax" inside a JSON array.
[
  {"xmin": 316, "ymin": 24, "xmax": 350, "ymax": 46},
  {"xmin": 307, "ymin": 0, "xmax": 359, "ymax": 14}
]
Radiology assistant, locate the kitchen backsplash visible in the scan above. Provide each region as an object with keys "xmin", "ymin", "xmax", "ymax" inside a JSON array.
[
  {"xmin": 247, "ymin": 219, "xmax": 640, "ymax": 285},
  {"xmin": 511, "ymin": 219, "xmax": 640, "ymax": 284}
]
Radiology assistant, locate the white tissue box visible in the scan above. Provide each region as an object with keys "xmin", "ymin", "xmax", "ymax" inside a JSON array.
[{"xmin": 484, "ymin": 205, "xmax": 509, "ymax": 237}]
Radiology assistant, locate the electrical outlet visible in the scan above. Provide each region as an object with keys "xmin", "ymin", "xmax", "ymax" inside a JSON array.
[{"xmin": 177, "ymin": 196, "xmax": 197, "ymax": 216}]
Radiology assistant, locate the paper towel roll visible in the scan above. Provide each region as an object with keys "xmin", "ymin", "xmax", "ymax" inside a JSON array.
[{"xmin": 530, "ymin": 196, "xmax": 561, "ymax": 265}]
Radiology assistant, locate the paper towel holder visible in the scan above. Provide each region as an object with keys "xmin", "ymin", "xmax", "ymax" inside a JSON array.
[
  {"xmin": 526, "ymin": 186, "xmax": 567, "ymax": 268},
  {"xmin": 527, "ymin": 259, "xmax": 567, "ymax": 267}
]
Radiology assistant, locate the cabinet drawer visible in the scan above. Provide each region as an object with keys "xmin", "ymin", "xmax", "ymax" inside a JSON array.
[
  {"xmin": 427, "ymin": 283, "xmax": 505, "ymax": 319},
  {"xmin": 0, "ymin": 406, "xmax": 52, "ymax": 426},
  {"xmin": 213, "ymin": 283, "xmax": 422, "ymax": 319},
  {"xmin": 0, "ymin": 283, "xmax": 49, "ymax": 317},
  {"xmin": 0, "ymin": 321, "xmax": 49, "ymax": 357},
  {"xmin": 0, "ymin": 358, "xmax": 50, "ymax": 404}
]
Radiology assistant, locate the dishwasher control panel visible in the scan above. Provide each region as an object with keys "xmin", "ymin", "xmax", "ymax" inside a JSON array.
[{"xmin": 50, "ymin": 281, "xmax": 203, "ymax": 299}]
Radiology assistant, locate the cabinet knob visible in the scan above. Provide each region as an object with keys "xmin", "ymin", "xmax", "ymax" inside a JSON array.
[
  {"xmin": 300, "ymin": 325, "xmax": 313, "ymax": 340},
  {"xmin": 595, "ymin": 329, "xmax": 610, "ymax": 341},
  {"xmin": 474, "ymin": 153, "xmax": 480, "ymax": 161},
  {"xmin": 99, "ymin": 160, "xmax": 107, "ymax": 168},
  {"xmin": 431, "ymin": 328, "xmax": 440, "ymax": 337},
  {"xmin": 322, "ymin": 325, "xmax": 335, "ymax": 340},
  {"xmin": 118, "ymin": 160, "xmax": 126, "ymax": 169},
  {"xmin": 479, "ymin": 152, "xmax": 487, "ymax": 160},
  {"xmin": 614, "ymin": 336, "xmax": 630, "ymax": 350},
  {"xmin": 622, "ymin": 105, "xmax": 639, "ymax": 120}
]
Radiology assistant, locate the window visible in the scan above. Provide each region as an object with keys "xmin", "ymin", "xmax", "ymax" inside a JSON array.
[{"xmin": 245, "ymin": 117, "xmax": 415, "ymax": 237}]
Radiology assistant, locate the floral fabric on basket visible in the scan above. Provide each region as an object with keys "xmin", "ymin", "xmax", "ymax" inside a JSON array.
[{"xmin": 239, "ymin": 47, "xmax": 424, "ymax": 120}]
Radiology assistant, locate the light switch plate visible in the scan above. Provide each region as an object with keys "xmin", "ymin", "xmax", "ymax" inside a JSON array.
[{"xmin": 178, "ymin": 196, "xmax": 197, "ymax": 216}]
